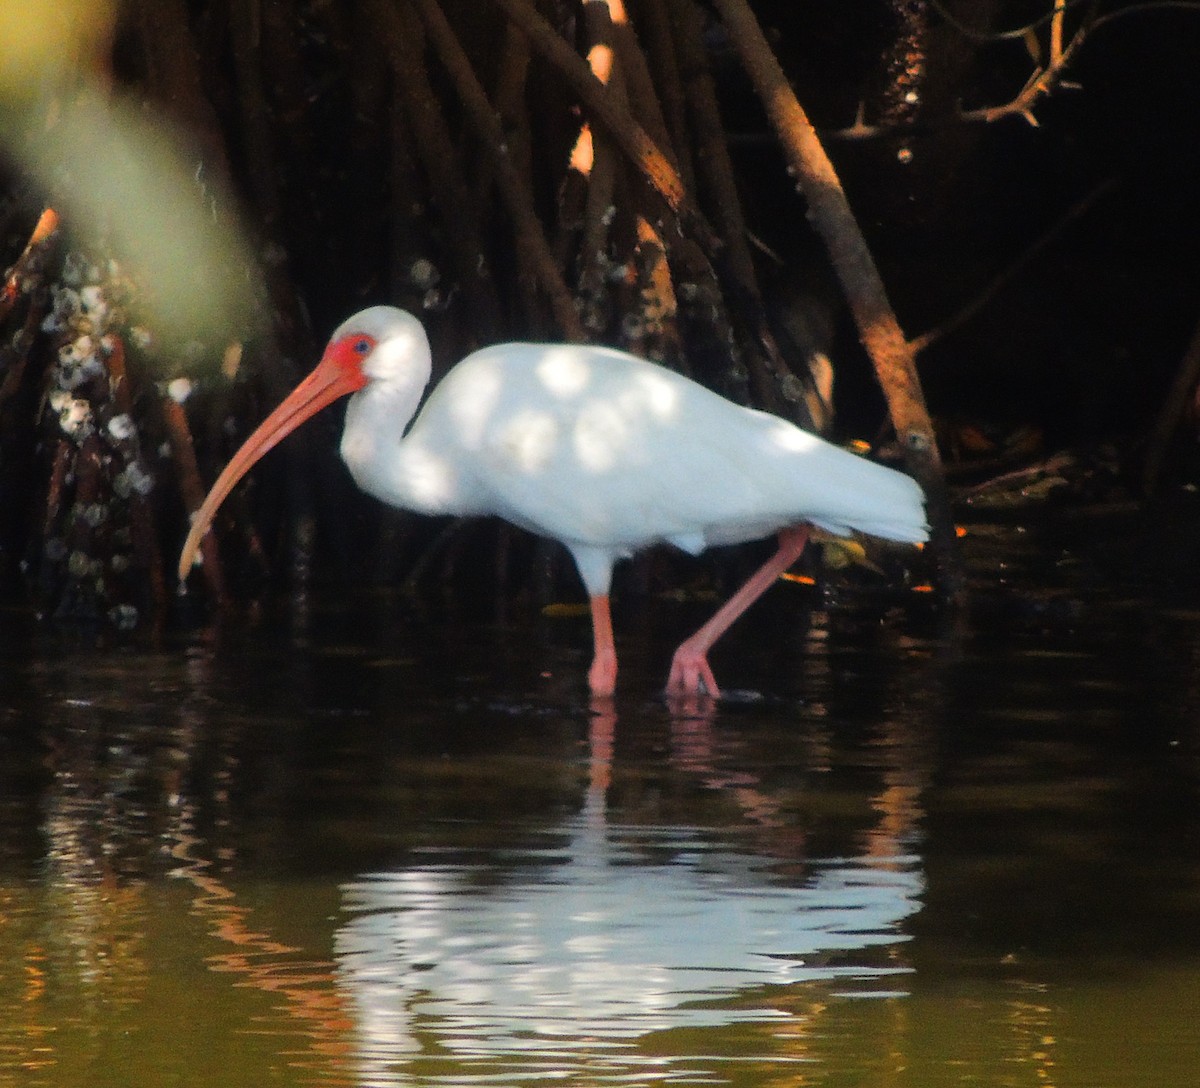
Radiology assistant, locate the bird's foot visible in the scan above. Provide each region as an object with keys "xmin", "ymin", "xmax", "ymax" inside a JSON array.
[{"xmin": 666, "ymin": 643, "xmax": 721, "ymax": 700}]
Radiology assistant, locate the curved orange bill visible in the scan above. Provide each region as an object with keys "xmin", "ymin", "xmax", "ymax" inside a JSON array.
[{"xmin": 177, "ymin": 349, "xmax": 365, "ymax": 581}]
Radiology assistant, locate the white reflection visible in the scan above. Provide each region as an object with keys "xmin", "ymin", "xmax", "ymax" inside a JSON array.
[{"xmin": 334, "ymin": 824, "xmax": 922, "ymax": 1081}]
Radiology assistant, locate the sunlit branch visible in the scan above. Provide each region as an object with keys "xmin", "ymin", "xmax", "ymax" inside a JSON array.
[{"xmin": 833, "ymin": 0, "xmax": 1200, "ymax": 140}]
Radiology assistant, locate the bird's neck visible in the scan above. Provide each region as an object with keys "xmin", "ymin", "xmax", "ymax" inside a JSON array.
[{"xmin": 339, "ymin": 377, "xmax": 463, "ymax": 516}]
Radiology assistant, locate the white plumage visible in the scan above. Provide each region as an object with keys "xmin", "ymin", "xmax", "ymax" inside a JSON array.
[{"xmin": 180, "ymin": 306, "xmax": 928, "ymax": 698}]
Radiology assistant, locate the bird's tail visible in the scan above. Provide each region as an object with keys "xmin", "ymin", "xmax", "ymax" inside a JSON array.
[{"xmin": 809, "ymin": 451, "xmax": 929, "ymax": 544}]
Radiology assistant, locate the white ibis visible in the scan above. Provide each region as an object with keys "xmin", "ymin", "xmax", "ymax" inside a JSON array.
[{"xmin": 178, "ymin": 306, "xmax": 928, "ymax": 698}]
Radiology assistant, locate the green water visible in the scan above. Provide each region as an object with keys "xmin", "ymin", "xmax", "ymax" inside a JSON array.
[{"xmin": 1, "ymin": 520, "xmax": 1198, "ymax": 1086}]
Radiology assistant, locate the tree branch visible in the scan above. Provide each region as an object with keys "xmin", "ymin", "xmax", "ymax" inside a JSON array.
[
  {"xmin": 487, "ymin": 0, "xmax": 709, "ymax": 244},
  {"xmin": 408, "ymin": 0, "xmax": 585, "ymax": 341},
  {"xmin": 369, "ymin": 0, "xmax": 504, "ymax": 337},
  {"xmin": 709, "ymin": 0, "xmax": 960, "ymax": 596}
]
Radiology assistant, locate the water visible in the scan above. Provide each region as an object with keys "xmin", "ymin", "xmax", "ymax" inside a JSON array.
[{"xmin": 1, "ymin": 516, "xmax": 1199, "ymax": 1086}]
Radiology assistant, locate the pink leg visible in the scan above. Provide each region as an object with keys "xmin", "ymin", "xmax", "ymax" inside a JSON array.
[
  {"xmin": 667, "ymin": 526, "xmax": 810, "ymax": 698},
  {"xmin": 587, "ymin": 593, "xmax": 618, "ymax": 697}
]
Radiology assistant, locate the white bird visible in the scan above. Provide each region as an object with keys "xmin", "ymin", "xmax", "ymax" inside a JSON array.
[{"xmin": 178, "ymin": 306, "xmax": 928, "ymax": 698}]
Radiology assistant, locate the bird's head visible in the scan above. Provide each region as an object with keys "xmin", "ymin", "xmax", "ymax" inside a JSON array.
[
  {"xmin": 176, "ymin": 306, "xmax": 429, "ymax": 581},
  {"xmin": 328, "ymin": 305, "xmax": 431, "ymax": 387}
]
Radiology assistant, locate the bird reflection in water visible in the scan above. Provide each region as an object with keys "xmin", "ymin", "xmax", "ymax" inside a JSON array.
[{"xmin": 331, "ymin": 699, "xmax": 925, "ymax": 1084}]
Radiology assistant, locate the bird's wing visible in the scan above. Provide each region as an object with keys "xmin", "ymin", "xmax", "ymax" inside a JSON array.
[
  {"xmin": 440, "ymin": 346, "xmax": 796, "ymax": 545},
  {"xmin": 416, "ymin": 343, "xmax": 926, "ymax": 552}
]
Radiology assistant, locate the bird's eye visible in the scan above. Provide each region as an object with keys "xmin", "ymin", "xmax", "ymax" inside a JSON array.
[{"xmin": 353, "ymin": 338, "xmax": 371, "ymax": 355}]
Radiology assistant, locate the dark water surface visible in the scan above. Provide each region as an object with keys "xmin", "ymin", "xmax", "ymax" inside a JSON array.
[{"xmin": 2, "ymin": 520, "xmax": 1199, "ymax": 1086}]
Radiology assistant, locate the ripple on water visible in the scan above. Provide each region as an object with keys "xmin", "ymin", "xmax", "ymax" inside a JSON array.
[{"xmin": 333, "ymin": 819, "xmax": 922, "ymax": 1082}]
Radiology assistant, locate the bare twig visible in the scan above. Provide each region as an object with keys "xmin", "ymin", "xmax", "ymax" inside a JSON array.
[
  {"xmin": 1050, "ymin": 0, "xmax": 1067, "ymax": 64},
  {"xmin": 573, "ymin": 0, "xmax": 624, "ymax": 337},
  {"xmin": 470, "ymin": 22, "xmax": 533, "ymax": 210},
  {"xmin": 133, "ymin": 0, "xmax": 235, "ymax": 187},
  {"xmin": 228, "ymin": 0, "xmax": 283, "ymax": 229},
  {"xmin": 409, "ymin": 0, "xmax": 585, "ymax": 340},
  {"xmin": 0, "ymin": 208, "xmax": 59, "ymax": 324},
  {"xmin": 1143, "ymin": 311, "xmax": 1200, "ymax": 495},
  {"xmin": 102, "ymin": 334, "xmax": 168, "ymax": 624},
  {"xmin": 0, "ymin": 209, "xmax": 57, "ymax": 408},
  {"xmin": 605, "ymin": 0, "xmax": 677, "ymax": 172},
  {"xmin": 911, "ymin": 176, "xmax": 1120, "ymax": 354},
  {"xmin": 633, "ymin": 0, "xmax": 695, "ymax": 192},
  {"xmin": 40, "ymin": 441, "xmax": 71, "ymax": 570},
  {"xmin": 959, "ymin": 1, "xmax": 1095, "ymax": 126},
  {"xmin": 632, "ymin": 213, "xmax": 683, "ymax": 365},
  {"xmin": 668, "ymin": 0, "xmax": 800, "ymax": 422},
  {"xmin": 370, "ymin": 0, "xmax": 504, "ymax": 337},
  {"xmin": 927, "ymin": 0, "xmax": 1200, "ymax": 42},
  {"xmin": 826, "ymin": 1, "xmax": 1105, "ymax": 140},
  {"xmin": 0, "ymin": 290, "xmax": 49, "ymax": 408},
  {"xmin": 487, "ymin": 0, "xmax": 707, "ymax": 242}
]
